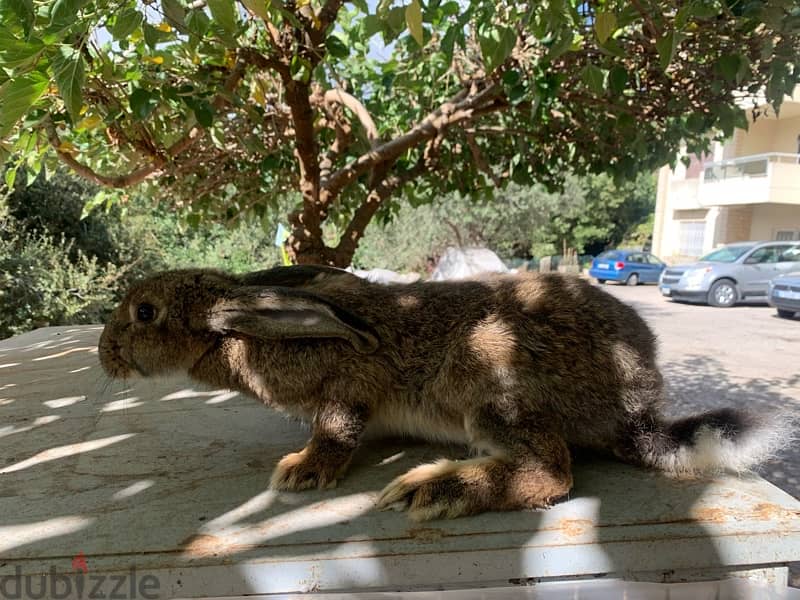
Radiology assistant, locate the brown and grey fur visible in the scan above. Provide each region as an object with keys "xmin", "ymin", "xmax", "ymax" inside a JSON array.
[{"xmin": 99, "ymin": 266, "xmax": 790, "ymax": 521}]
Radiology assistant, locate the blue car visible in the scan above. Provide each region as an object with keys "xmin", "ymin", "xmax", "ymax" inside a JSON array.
[{"xmin": 589, "ymin": 250, "xmax": 666, "ymax": 286}]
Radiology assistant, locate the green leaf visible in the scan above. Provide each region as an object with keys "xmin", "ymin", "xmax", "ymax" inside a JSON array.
[
  {"xmin": 193, "ymin": 101, "xmax": 214, "ymax": 127},
  {"xmin": 478, "ymin": 25, "xmax": 516, "ymax": 73},
  {"xmin": 52, "ymin": 45, "xmax": 85, "ymax": 119},
  {"xmin": 186, "ymin": 212, "xmax": 201, "ymax": 228},
  {"xmin": 290, "ymin": 55, "xmax": 312, "ymax": 83},
  {"xmin": 208, "ymin": 0, "xmax": 238, "ymax": 35},
  {"xmin": 240, "ymin": 0, "xmax": 270, "ymax": 21},
  {"xmin": 162, "ymin": 0, "xmax": 187, "ymax": 31},
  {"xmin": 3, "ymin": 0, "xmax": 34, "ymax": 35},
  {"xmin": 655, "ymin": 32, "xmax": 681, "ymax": 71},
  {"xmin": 502, "ymin": 69, "xmax": 520, "ymax": 87},
  {"xmin": 325, "ymin": 35, "xmax": 349, "ymax": 58},
  {"xmin": 441, "ymin": 1, "xmax": 459, "ymax": 16},
  {"xmin": 129, "ymin": 88, "xmax": 158, "ymax": 121},
  {"xmin": 406, "ymin": 0, "xmax": 423, "ymax": 46},
  {"xmin": 608, "ymin": 66, "xmax": 627, "ymax": 96},
  {"xmin": 47, "ymin": 0, "xmax": 89, "ymax": 34},
  {"xmin": 689, "ymin": 2, "xmax": 720, "ymax": 19},
  {"xmin": 675, "ymin": 5, "xmax": 691, "ymax": 28},
  {"xmin": 385, "ymin": 6, "xmax": 406, "ymax": 35},
  {"xmin": 4, "ymin": 166, "xmax": 17, "ymax": 189},
  {"xmin": 110, "ymin": 8, "xmax": 143, "ymax": 40},
  {"xmin": 717, "ymin": 54, "xmax": 741, "ymax": 81},
  {"xmin": 143, "ymin": 23, "xmax": 162, "ymax": 48},
  {"xmin": 186, "ymin": 9, "xmax": 210, "ymax": 38},
  {"xmin": 0, "ymin": 27, "xmax": 44, "ymax": 68},
  {"xmin": 0, "ymin": 71, "xmax": 48, "ymax": 138},
  {"xmin": 594, "ymin": 10, "xmax": 616, "ymax": 43},
  {"xmin": 582, "ymin": 64, "xmax": 605, "ymax": 94},
  {"xmin": 686, "ymin": 112, "xmax": 705, "ymax": 132},
  {"xmin": 441, "ymin": 25, "xmax": 458, "ymax": 61}
]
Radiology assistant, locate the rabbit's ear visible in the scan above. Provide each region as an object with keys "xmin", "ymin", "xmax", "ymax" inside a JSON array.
[
  {"xmin": 209, "ymin": 286, "xmax": 379, "ymax": 354},
  {"xmin": 239, "ymin": 265, "xmax": 355, "ymax": 287}
]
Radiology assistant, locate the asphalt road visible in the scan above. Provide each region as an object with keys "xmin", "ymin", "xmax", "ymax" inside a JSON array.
[{"xmin": 598, "ymin": 282, "xmax": 800, "ymax": 501}]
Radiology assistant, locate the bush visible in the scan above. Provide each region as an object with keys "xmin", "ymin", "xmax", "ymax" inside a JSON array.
[
  {"xmin": 0, "ymin": 221, "xmax": 122, "ymax": 338},
  {"xmin": 1, "ymin": 171, "xmax": 283, "ymax": 339}
]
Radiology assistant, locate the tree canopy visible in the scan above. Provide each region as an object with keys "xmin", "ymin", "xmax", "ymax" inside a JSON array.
[{"xmin": 1, "ymin": 0, "xmax": 798, "ymax": 265}]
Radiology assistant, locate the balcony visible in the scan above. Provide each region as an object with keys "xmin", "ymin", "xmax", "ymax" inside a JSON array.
[{"xmin": 699, "ymin": 153, "xmax": 800, "ymax": 207}]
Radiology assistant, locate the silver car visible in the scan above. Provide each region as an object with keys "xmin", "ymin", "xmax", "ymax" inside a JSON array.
[
  {"xmin": 659, "ymin": 241, "xmax": 800, "ymax": 307},
  {"xmin": 768, "ymin": 272, "xmax": 800, "ymax": 319}
]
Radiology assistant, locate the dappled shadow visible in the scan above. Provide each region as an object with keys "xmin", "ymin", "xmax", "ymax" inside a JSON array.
[
  {"xmin": 661, "ymin": 354, "xmax": 800, "ymax": 500},
  {"xmin": 2, "ymin": 322, "xmax": 797, "ymax": 596}
]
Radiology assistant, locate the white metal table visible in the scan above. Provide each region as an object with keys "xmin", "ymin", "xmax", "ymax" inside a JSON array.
[{"xmin": 1, "ymin": 326, "xmax": 798, "ymax": 598}]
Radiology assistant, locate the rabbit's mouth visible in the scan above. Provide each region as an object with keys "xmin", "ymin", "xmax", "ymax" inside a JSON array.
[
  {"xmin": 98, "ymin": 337, "xmax": 143, "ymax": 379},
  {"xmin": 99, "ymin": 351, "xmax": 138, "ymax": 379}
]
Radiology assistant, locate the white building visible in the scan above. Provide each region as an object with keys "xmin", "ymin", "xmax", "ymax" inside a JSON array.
[{"xmin": 652, "ymin": 88, "xmax": 800, "ymax": 263}]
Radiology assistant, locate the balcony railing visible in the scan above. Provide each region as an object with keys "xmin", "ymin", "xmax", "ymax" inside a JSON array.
[
  {"xmin": 703, "ymin": 153, "xmax": 800, "ymax": 182},
  {"xmin": 698, "ymin": 152, "xmax": 800, "ymax": 206}
]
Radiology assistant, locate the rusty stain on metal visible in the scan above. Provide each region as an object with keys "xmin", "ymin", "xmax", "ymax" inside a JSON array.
[
  {"xmin": 407, "ymin": 527, "xmax": 446, "ymax": 542},
  {"xmin": 558, "ymin": 519, "xmax": 593, "ymax": 537},
  {"xmin": 689, "ymin": 507, "xmax": 730, "ymax": 523},
  {"xmin": 180, "ymin": 534, "xmax": 257, "ymax": 559}
]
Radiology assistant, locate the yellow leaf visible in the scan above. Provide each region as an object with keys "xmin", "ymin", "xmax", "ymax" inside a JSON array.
[
  {"xmin": 79, "ymin": 104, "xmax": 89, "ymax": 115},
  {"xmin": 296, "ymin": 0, "xmax": 309, "ymax": 6},
  {"xmin": 406, "ymin": 0, "xmax": 423, "ymax": 46},
  {"xmin": 240, "ymin": 0, "xmax": 271, "ymax": 22},
  {"xmin": 250, "ymin": 78, "xmax": 266, "ymax": 105},
  {"xmin": 145, "ymin": 55, "xmax": 165, "ymax": 64},
  {"xmin": 58, "ymin": 141, "xmax": 77, "ymax": 154},
  {"xmin": 75, "ymin": 114, "xmax": 103, "ymax": 130},
  {"xmin": 157, "ymin": 22, "xmax": 172, "ymax": 32},
  {"xmin": 192, "ymin": 54, "xmax": 201, "ymax": 65}
]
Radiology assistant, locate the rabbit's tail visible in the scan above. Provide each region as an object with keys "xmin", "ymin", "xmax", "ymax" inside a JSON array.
[{"xmin": 630, "ymin": 408, "xmax": 793, "ymax": 477}]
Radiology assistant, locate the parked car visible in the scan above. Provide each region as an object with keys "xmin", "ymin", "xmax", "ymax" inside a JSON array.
[
  {"xmin": 768, "ymin": 272, "xmax": 800, "ymax": 319},
  {"xmin": 659, "ymin": 241, "xmax": 800, "ymax": 307},
  {"xmin": 588, "ymin": 250, "xmax": 666, "ymax": 285}
]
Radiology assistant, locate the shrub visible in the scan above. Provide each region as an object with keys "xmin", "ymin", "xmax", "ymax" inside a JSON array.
[{"xmin": 0, "ymin": 220, "xmax": 122, "ymax": 338}]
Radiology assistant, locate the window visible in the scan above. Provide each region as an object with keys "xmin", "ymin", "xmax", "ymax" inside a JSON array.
[
  {"xmin": 746, "ymin": 246, "xmax": 782, "ymax": 264},
  {"xmin": 778, "ymin": 245, "xmax": 800, "ymax": 263},
  {"xmin": 700, "ymin": 244, "xmax": 753, "ymax": 263},
  {"xmin": 645, "ymin": 254, "xmax": 664, "ymax": 265},
  {"xmin": 775, "ymin": 230, "xmax": 799, "ymax": 241},
  {"xmin": 627, "ymin": 253, "xmax": 644, "ymax": 263},
  {"xmin": 678, "ymin": 221, "xmax": 705, "ymax": 257}
]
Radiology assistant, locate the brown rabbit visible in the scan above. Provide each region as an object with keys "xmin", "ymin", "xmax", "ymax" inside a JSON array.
[{"xmin": 99, "ymin": 266, "xmax": 788, "ymax": 521}]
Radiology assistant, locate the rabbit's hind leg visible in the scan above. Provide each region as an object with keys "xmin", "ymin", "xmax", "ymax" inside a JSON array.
[{"xmin": 376, "ymin": 425, "xmax": 572, "ymax": 521}]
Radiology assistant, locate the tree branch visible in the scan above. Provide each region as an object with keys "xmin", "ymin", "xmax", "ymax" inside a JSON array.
[
  {"xmin": 323, "ymin": 82, "xmax": 501, "ymax": 201},
  {"xmin": 465, "ymin": 130, "xmax": 501, "ymax": 187},
  {"xmin": 323, "ymin": 88, "xmax": 379, "ymax": 147},
  {"xmin": 317, "ymin": 0, "xmax": 344, "ymax": 30},
  {"xmin": 238, "ymin": 47, "xmax": 288, "ymax": 77},
  {"xmin": 44, "ymin": 58, "xmax": 247, "ymax": 188},
  {"xmin": 334, "ymin": 155, "xmax": 431, "ymax": 261},
  {"xmin": 629, "ymin": 0, "xmax": 660, "ymax": 39},
  {"xmin": 44, "ymin": 116, "xmax": 164, "ymax": 187}
]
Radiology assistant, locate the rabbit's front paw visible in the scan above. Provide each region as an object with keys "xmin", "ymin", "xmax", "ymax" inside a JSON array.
[
  {"xmin": 376, "ymin": 458, "xmax": 492, "ymax": 521},
  {"xmin": 269, "ymin": 447, "xmax": 345, "ymax": 491}
]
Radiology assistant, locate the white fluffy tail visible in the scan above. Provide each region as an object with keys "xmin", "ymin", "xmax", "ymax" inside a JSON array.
[{"xmin": 638, "ymin": 408, "xmax": 794, "ymax": 478}]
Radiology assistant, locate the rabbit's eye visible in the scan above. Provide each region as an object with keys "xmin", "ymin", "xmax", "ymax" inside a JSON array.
[{"xmin": 136, "ymin": 303, "xmax": 157, "ymax": 323}]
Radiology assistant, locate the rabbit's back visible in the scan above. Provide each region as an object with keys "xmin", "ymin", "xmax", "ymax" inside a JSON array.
[{"xmin": 302, "ymin": 272, "xmax": 661, "ymax": 449}]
